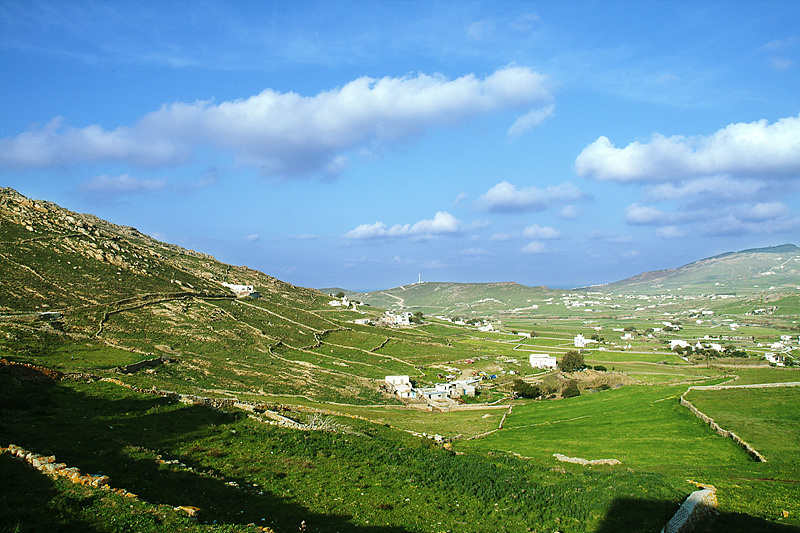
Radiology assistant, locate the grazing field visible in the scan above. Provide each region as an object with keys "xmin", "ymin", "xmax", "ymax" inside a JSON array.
[{"xmin": 685, "ymin": 385, "xmax": 800, "ymax": 465}]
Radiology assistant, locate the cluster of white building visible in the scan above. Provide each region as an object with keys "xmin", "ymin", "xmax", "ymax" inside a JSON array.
[
  {"xmin": 328, "ymin": 295, "xmax": 359, "ymax": 310},
  {"xmin": 384, "ymin": 375, "xmax": 480, "ymax": 400},
  {"xmin": 380, "ymin": 311, "xmax": 413, "ymax": 326}
]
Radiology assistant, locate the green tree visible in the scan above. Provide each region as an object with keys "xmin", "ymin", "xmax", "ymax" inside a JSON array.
[
  {"xmin": 559, "ymin": 350, "xmax": 584, "ymax": 372},
  {"xmin": 335, "ymin": 291, "xmax": 345, "ymax": 298},
  {"xmin": 512, "ymin": 379, "xmax": 541, "ymax": 399}
]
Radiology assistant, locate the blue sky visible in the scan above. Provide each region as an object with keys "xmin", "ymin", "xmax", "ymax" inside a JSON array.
[{"xmin": 1, "ymin": 1, "xmax": 799, "ymax": 291}]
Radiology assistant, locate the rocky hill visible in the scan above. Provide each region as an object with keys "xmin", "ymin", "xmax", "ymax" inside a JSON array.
[
  {"xmin": 595, "ymin": 244, "xmax": 800, "ymax": 295},
  {"xmin": 347, "ymin": 281, "xmax": 559, "ymax": 316},
  {"xmin": 0, "ymin": 188, "xmax": 485, "ymax": 405}
]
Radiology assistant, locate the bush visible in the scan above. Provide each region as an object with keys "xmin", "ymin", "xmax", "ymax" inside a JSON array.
[
  {"xmin": 562, "ymin": 379, "xmax": 580, "ymax": 398},
  {"xmin": 559, "ymin": 350, "xmax": 584, "ymax": 372},
  {"xmin": 512, "ymin": 379, "xmax": 541, "ymax": 399},
  {"xmin": 594, "ymin": 365, "xmax": 607, "ymax": 372}
]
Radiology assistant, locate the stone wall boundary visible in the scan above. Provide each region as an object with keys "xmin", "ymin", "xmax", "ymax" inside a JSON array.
[
  {"xmin": 687, "ymin": 381, "xmax": 800, "ymax": 392},
  {"xmin": 680, "ymin": 385, "xmax": 780, "ymax": 463},
  {"xmin": 660, "ymin": 487, "xmax": 717, "ymax": 533}
]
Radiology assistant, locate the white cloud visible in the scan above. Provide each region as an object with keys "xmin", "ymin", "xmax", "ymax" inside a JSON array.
[
  {"xmin": 510, "ymin": 13, "xmax": 543, "ymax": 31},
  {"xmin": 522, "ymin": 224, "xmax": 561, "ymax": 239},
  {"xmin": 655, "ymin": 226, "xmax": 685, "ymax": 239},
  {"xmin": 521, "ymin": 241, "xmax": 547, "ymax": 254},
  {"xmin": 769, "ymin": 57, "xmax": 794, "ymax": 71},
  {"xmin": 588, "ymin": 230, "xmax": 634, "ymax": 244},
  {"xmin": 508, "ymin": 104, "xmax": 555, "ymax": 136},
  {"xmin": 621, "ymin": 250, "xmax": 640, "ymax": 259},
  {"xmin": 77, "ymin": 174, "xmax": 166, "ymax": 193},
  {"xmin": 490, "ymin": 232, "xmax": 516, "ymax": 241},
  {"xmin": 624, "ymin": 203, "xmax": 674, "ymax": 225},
  {"xmin": 453, "ymin": 191, "xmax": 469, "ymax": 206},
  {"xmin": 740, "ymin": 201, "xmax": 791, "ymax": 221},
  {"xmin": 0, "ymin": 65, "xmax": 553, "ymax": 178},
  {"xmin": 462, "ymin": 247, "xmax": 488, "ymax": 256},
  {"xmin": 245, "ymin": 234, "xmax": 260, "ymax": 242},
  {"xmin": 559, "ymin": 205, "xmax": 580, "ymax": 219},
  {"xmin": 575, "ymin": 114, "xmax": 800, "ymax": 182},
  {"xmin": 345, "ymin": 211, "xmax": 462, "ymax": 239},
  {"xmin": 645, "ymin": 176, "xmax": 767, "ymax": 202},
  {"xmin": 467, "ymin": 20, "xmax": 495, "ymax": 41},
  {"xmin": 474, "ymin": 181, "xmax": 584, "ymax": 213}
]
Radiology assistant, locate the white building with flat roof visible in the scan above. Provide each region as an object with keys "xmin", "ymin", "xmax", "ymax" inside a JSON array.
[{"xmin": 529, "ymin": 353, "xmax": 558, "ymax": 369}]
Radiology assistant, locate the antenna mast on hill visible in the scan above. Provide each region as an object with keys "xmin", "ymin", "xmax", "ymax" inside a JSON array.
[{"xmin": 418, "ymin": 274, "xmax": 421, "ymax": 284}]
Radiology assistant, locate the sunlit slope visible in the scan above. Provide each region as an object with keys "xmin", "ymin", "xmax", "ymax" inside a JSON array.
[
  {"xmin": 351, "ymin": 281, "xmax": 559, "ymax": 315},
  {"xmin": 596, "ymin": 244, "xmax": 800, "ymax": 295},
  {"xmin": 0, "ymin": 188, "xmax": 487, "ymax": 404}
]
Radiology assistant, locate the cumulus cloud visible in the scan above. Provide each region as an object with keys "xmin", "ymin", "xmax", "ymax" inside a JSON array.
[
  {"xmin": 522, "ymin": 224, "xmax": 561, "ymax": 239},
  {"xmin": 521, "ymin": 241, "xmax": 547, "ymax": 254},
  {"xmin": 575, "ymin": 114, "xmax": 800, "ymax": 182},
  {"xmin": 624, "ymin": 203, "xmax": 674, "ymax": 225},
  {"xmin": 559, "ymin": 205, "xmax": 580, "ymax": 219},
  {"xmin": 0, "ymin": 65, "xmax": 553, "ymax": 178},
  {"xmin": 77, "ymin": 174, "xmax": 167, "ymax": 193},
  {"xmin": 474, "ymin": 181, "xmax": 584, "ymax": 213},
  {"xmin": 656, "ymin": 226, "xmax": 685, "ymax": 239},
  {"xmin": 345, "ymin": 211, "xmax": 461, "ymax": 239}
]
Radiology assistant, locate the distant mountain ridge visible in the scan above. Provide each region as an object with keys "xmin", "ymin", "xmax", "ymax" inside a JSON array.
[
  {"xmin": 346, "ymin": 244, "xmax": 800, "ymax": 312},
  {"xmin": 599, "ymin": 243, "xmax": 800, "ymax": 295}
]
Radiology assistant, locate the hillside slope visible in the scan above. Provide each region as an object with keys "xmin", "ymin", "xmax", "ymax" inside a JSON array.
[
  {"xmin": 596, "ymin": 244, "xmax": 800, "ymax": 295},
  {"xmin": 349, "ymin": 281, "xmax": 559, "ymax": 315},
  {"xmin": 0, "ymin": 188, "xmax": 486, "ymax": 404}
]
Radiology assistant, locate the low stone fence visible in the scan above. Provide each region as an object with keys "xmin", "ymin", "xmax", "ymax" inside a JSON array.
[
  {"xmin": 0, "ymin": 358, "xmax": 97, "ymax": 382},
  {"xmin": 661, "ymin": 488, "xmax": 717, "ymax": 533},
  {"xmin": 688, "ymin": 381, "xmax": 800, "ymax": 391},
  {"xmin": 3, "ymin": 444, "xmax": 112, "ymax": 490},
  {"xmin": 678, "ymin": 384, "xmax": 799, "ymax": 463},
  {"xmin": 553, "ymin": 453, "xmax": 620, "ymax": 466}
]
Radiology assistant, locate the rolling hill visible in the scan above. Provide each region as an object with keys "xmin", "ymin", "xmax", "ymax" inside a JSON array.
[
  {"xmin": 595, "ymin": 243, "xmax": 800, "ymax": 295},
  {"xmin": 0, "ymin": 187, "xmax": 489, "ymax": 405},
  {"xmin": 343, "ymin": 244, "xmax": 800, "ymax": 315}
]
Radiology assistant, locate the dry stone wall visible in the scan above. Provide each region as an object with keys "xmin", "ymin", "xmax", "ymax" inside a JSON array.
[
  {"xmin": 680, "ymin": 381, "xmax": 800, "ymax": 463},
  {"xmin": 660, "ymin": 488, "xmax": 717, "ymax": 533}
]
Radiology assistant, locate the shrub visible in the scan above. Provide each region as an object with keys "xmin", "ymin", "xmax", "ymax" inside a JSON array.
[
  {"xmin": 594, "ymin": 365, "xmax": 607, "ymax": 372},
  {"xmin": 562, "ymin": 379, "xmax": 580, "ymax": 398},
  {"xmin": 559, "ymin": 350, "xmax": 584, "ymax": 372},
  {"xmin": 512, "ymin": 379, "xmax": 541, "ymax": 399}
]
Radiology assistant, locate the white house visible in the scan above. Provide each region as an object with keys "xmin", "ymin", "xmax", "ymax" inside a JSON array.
[
  {"xmin": 621, "ymin": 332, "xmax": 634, "ymax": 340},
  {"xmin": 670, "ymin": 340, "xmax": 690, "ymax": 350},
  {"xmin": 223, "ymin": 283, "xmax": 254, "ymax": 295},
  {"xmin": 529, "ymin": 353, "xmax": 558, "ymax": 369},
  {"xmin": 385, "ymin": 375, "xmax": 415, "ymax": 398},
  {"xmin": 383, "ymin": 311, "xmax": 412, "ymax": 326},
  {"xmin": 574, "ymin": 334, "xmax": 587, "ymax": 348},
  {"xmin": 765, "ymin": 353, "xmax": 785, "ymax": 366},
  {"xmin": 478, "ymin": 323, "xmax": 494, "ymax": 332}
]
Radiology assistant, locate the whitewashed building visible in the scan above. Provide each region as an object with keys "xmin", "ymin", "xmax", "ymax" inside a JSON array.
[
  {"xmin": 385, "ymin": 375, "xmax": 415, "ymax": 398},
  {"xmin": 529, "ymin": 353, "xmax": 558, "ymax": 369}
]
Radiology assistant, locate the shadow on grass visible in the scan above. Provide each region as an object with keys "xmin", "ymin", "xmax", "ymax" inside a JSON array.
[
  {"xmin": 0, "ymin": 368, "xmax": 411, "ymax": 533},
  {"xmin": 0, "ymin": 454, "xmax": 101, "ymax": 533},
  {"xmin": 595, "ymin": 497, "xmax": 800, "ymax": 533}
]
